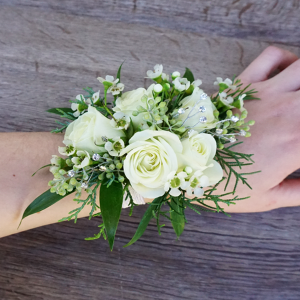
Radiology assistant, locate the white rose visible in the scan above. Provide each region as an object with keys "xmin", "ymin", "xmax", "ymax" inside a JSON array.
[
  {"xmin": 121, "ymin": 130, "xmax": 183, "ymax": 198},
  {"xmin": 178, "ymin": 87, "xmax": 218, "ymax": 132},
  {"xmin": 113, "ymin": 85, "xmax": 155, "ymax": 129},
  {"xmin": 177, "ymin": 131, "xmax": 223, "ymax": 186},
  {"xmin": 64, "ymin": 106, "xmax": 124, "ymax": 154}
]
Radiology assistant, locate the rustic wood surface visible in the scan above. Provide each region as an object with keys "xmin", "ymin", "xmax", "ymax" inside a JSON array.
[{"xmin": 1, "ymin": 1, "xmax": 300, "ymax": 299}]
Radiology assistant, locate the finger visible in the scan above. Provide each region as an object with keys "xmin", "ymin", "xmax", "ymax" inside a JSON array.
[
  {"xmin": 238, "ymin": 46, "xmax": 298, "ymax": 84},
  {"xmin": 268, "ymin": 178, "xmax": 300, "ymax": 209},
  {"xmin": 267, "ymin": 59, "xmax": 300, "ymax": 92}
]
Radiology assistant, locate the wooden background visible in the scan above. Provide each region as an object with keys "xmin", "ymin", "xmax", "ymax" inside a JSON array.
[{"xmin": 1, "ymin": 1, "xmax": 300, "ymax": 299}]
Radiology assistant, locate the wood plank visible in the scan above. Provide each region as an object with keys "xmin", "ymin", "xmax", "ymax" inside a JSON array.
[
  {"xmin": 0, "ymin": 6, "xmax": 299, "ymax": 133},
  {"xmin": 1, "ymin": 0, "xmax": 300, "ymax": 46},
  {"xmin": 1, "ymin": 4, "xmax": 300, "ymax": 300}
]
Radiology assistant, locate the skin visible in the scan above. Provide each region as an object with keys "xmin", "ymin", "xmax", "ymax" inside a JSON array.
[{"xmin": 1, "ymin": 46, "xmax": 300, "ymax": 238}]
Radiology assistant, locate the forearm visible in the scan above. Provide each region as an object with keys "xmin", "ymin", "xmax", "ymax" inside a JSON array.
[{"xmin": 0, "ymin": 132, "xmax": 93, "ymax": 238}]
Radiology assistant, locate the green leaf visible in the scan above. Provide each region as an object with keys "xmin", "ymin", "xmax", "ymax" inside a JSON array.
[
  {"xmin": 32, "ymin": 164, "xmax": 52, "ymax": 176},
  {"xmin": 182, "ymin": 67, "xmax": 195, "ymax": 83},
  {"xmin": 124, "ymin": 197, "xmax": 162, "ymax": 248},
  {"xmin": 20, "ymin": 189, "xmax": 73, "ymax": 224},
  {"xmin": 126, "ymin": 118, "xmax": 134, "ymax": 140},
  {"xmin": 116, "ymin": 61, "xmax": 125, "ymax": 82},
  {"xmin": 219, "ymin": 83, "xmax": 228, "ymax": 93},
  {"xmin": 100, "ymin": 181, "xmax": 124, "ymax": 251},
  {"xmin": 170, "ymin": 197, "xmax": 185, "ymax": 238},
  {"xmin": 47, "ymin": 108, "xmax": 73, "ymax": 115}
]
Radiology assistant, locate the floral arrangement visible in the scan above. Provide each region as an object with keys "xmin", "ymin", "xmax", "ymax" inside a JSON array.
[{"xmin": 21, "ymin": 64, "xmax": 259, "ymax": 250}]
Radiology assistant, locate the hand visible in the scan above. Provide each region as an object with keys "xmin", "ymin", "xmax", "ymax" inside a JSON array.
[{"xmin": 212, "ymin": 46, "xmax": 300, "ymax": 213}]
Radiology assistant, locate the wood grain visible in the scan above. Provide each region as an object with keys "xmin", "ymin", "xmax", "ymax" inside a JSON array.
[{"xmin": 1, "ymin": 2, "xmax": 300, "ymax": 300}]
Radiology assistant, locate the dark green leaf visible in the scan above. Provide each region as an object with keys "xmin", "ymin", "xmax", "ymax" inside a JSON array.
[
  {"xmin": 32, "ymin": 164, "xmax": 52, "ymax": 176},
  {"xmin": 126, "ymin": 118, "xmax": 134, "ymax": 140},
  {"xmin": 124, "ymin": 197, "xmax": 163, "ymax": 248},
  {"xmin": 218, "ymin": 83, "xmax": 228, "ymax": 93},
  {"xmin": 182, "ymin": 67, "xmax": 195, "ymax": 83},
  {"xmin": 116, "ymin": 61, "xmax": 125, "ymax": 82},
  {"xmin": 170, "ymin": 197, "xmax": 185, "ymax": 238},
  {"xmin": 20, "ymin": 189, "xmax": 73, "ymax": 224},
  {"xmin": 47, "ymin": 107, "xmax": 73, "ymax": 115},
  {"xmin": 100, "ymin": 181, "xmax": 124, "ymax": 251}
]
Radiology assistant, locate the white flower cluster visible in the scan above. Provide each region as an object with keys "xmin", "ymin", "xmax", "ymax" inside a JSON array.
[
  {"xmin": 49, "ymin": 65, "xmax": 228, "ymax": 200},
  {"xmin": 48, "ymin": 64, "xmax": 254, "ymax": 202}
]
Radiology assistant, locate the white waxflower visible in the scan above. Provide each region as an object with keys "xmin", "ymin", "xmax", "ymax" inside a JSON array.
[
  {"xmin": 58, "ymin": 140, "xmax": 76, "ymax": 156},
  {"xmin": 71, "ymin": 94, "xmax": 92, "ymax": 117},
  {"xmin": 105, "ymin": 137, "xmax": 125, "ymax": 156},
  {"xmin": 146, "ymin": 64, "xmax": 163, "ymax": 79},
  {"xmin": 172, "ymin": 71, "xmax": 181, "ymax": 80},
  {"xmin": 219, "ymin": 92, "xmax": 234, "ymax": 106},
  {"xmin": 50, "ymin": 155, "xmax": 62, "ymax": 166},
  {"xmin": 161, "ymin": 73, "xmax": 170, "ymax": 81},
  {"xmin": 153, "ymin": 84, "xmax": 163, "ymax": 93},
  {"xmin": 186, "ymin": 170, "xmax": 206, "ymax": 197},
  {"xmin": 91, "ymin": 91, "xmax": 100, "ymax": 103},
  {"xmin": 108, "ymin": 83, "xmax": 125, "ymax": 95},
  {"xmin": 97, "ymin": 75, "xmax": 119, "ymax": 88},
  {"xmin": 192, "ymin": 79, "xmax": 202, "ymax": 88},
  {"xmin": 214, "ymin": 77, "xmax": 237, "ymax": 90},
  {"xmin": 237, "ymin": 93, "xmax": 246, "ymax": 111},
  {"xmin": 164, "ymin": 171, "xmax": 189, "ymax": 197},
  {"xmin": 71, "ymin": 150, "xmax": 90, "ymax": 169},
  {"xmin": 173, "ymin": 77, "xmax": 190, "ymax": 92},
  {"xmin": 110, "ymin": 112, "xmax": 130, "ymax": 130}
]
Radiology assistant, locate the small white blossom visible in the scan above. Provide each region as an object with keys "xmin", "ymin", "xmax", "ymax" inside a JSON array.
[
  {"xmin": 164, "ymin": 171, "xmax": 188, "ymax": 197},
  {"xmin": 173, "ymin": 77, "xmax": 190, "ymax": 92},
  {"xmin": 192, "ymin": 79, "xmax": 202, "ymax": 88},
  {"xmin": 146, "ymin": 64, "xmax": 163, "ymax": 79},
  {"xmin": 185, "ymin": 170, "xmax": 208, "ymax": 197},
  {"xmin": 105, "ymin": 137, "xmax": 125, "ymax": 156},
  {"xmin": 91, "ymin": 91, "xmax": 100, "ymax": 103},
  {"xmin": 50, "ymin": 155, "xmax": 61, "ymax": 166},
  {"xmin": 219, "ymin": 92, "xmax": 234, "ymax": 106},
  {"xmin": 214, "ymin": 77, "xmax": 237, "ymax": 90},
  {"xmin": 97, "ymin": 75, "xmax": 119, "ymax": 85},
  {"xmin": 71, "ymin": 150, "xmax": 90, "ymax": 169},
  {"xmin": 172, "ymin": 71, "xmax": 181, "ymax": 80},
  {"xmin": 58, "ymin": 140, "xmax": 75, "ymax": 156},
  {"xmin": 237, "ymin": 93, "xmax": 246, "ymax": 111},
  {"xmin": 71, "ymin": 94, "xmax": 92, "ymax": 117},
  {"xmin": 108, "ymin": 83, "xmax": 125, "ymax": 95},
  {"xmin": 161, "ymin": 73, "xmax": 170, "ymax": 81},
  {"xmin": 110, "ymin": 112, "xmax": 130, "ymax": 130},
  {"xmin": 153, "ymin": 84, "xmax": 163, "ymax": 93}
]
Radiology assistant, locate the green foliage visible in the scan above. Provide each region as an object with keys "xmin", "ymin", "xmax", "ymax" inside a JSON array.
[
  {"xmin": 170, "ymin": 197, "xmax": 185, "ymax": 238},
  {"xmin": 21, "ymin": 189, "xmax": 73, "ymax": 224},
  {"xmin": 182, "ymin": 67, "xmax": 195, "ymax": 83},
  {"xmin": 126, "ymin": 118, "xmax": 134, "ymax": 140},
  {"xmin": 47, "ymin": 108, "xmax": 75, "ymax": 120},
  {"xmin": 32, "ymin": 164, "xmax": 52, "ymax": 176},
  {"xmin": 100, "ymin": 181, "xmax": 124, "ymax": 251},
  {"xmin": 85, "ymin": 221, "xmax": 107, "ymax": 241},
  {"xmin": 58, "ymin": 182, "xmax": 101, "ymax": 223},
  {"xmin": 215, "ymin": 142, "xmax": 261, "ymax": 193},
  {"xmin": 124, "ymin": 196, "xmax": 164, "ymax": 247},
  {"xmin": 116, "ymin": 61, "xmax": 125, "ymax": 83}
]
